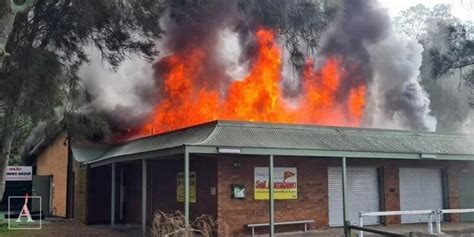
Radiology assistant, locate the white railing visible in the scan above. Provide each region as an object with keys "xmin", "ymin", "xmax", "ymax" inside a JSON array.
[
  {"xmin": 435, "ymin": 208, "xmax": 474, "ymax": 234},
  {"xmin": 359, "ymin": 210, "xmax": 436, "ymax": 237}
]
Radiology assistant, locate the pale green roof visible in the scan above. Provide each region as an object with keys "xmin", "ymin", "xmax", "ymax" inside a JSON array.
[{"xmin": 72, "ymin": 120, "xmax": 474, "ymax": 166}]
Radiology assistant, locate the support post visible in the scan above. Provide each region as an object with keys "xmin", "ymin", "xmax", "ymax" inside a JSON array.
[
  {"xmin": 111, "ymin": 163, "xmax": 116, "ymax": 226},
  {"xmin": 142, "ymin": 159, "xmax": 147, "ymax": 235},
  {"xmin": 342, "ymin": 157, "xmax": 349, "ymax": 237},
  {"xmin": 120, "ymin": 164, "xmax": 124, "ymax": 220},
  {"xmin": 436, "ymin": 210, "xmax": 442, "ymax": 234},
  {"xmin": 269, "ymin": 155, "xmax": 275, "ymax": 237},
  {"xmin": 184, "ymin": 149, "xmax": 190, "ymax": 229},
  {"xmin": 428, "ymin": 212, "xmax": 433, "ymax": 234}
]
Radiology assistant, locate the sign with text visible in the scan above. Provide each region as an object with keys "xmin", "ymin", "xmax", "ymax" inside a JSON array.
[
  {"xmin": 254, "ymin": 167, "xmax": 297, "ymax": 200},
  {"xmin": 6, "ymin": 166, "xmax": 32, "ymax": 181},
  {"xmin": 177, "ymin": 172, "xmax": 196, "ymax": 203}
]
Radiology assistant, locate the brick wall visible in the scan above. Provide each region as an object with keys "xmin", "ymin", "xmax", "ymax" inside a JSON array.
[
  {"xmin": 382, "ymin": 161, "xmax": 401, "ymax": 225},
  {"xmin": 74, "ymin": 161, "xmax": 88, "ymax": 223},
  {"xmin": 72, "ymin": 155, "xmax": 465, "ymax": 232},
  {"xmin": 216, "ymin": 157, "xmax": 465, "ymax": 235},
  {"xmin": 217, "ymin": 156, "xmax": 328, "ymax": 236},
  {"xmin": 36, "ymin": 133, "xmax": 69, "ymax": 217},
  {"xmin": 447, "ymin": 162, "xmax": 462, "ymax": 222}
]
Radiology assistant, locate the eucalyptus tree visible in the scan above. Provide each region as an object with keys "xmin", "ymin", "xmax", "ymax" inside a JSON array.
[{"xmin": 0, "ymin": 0, "xmax": 167, "ymax": 201}]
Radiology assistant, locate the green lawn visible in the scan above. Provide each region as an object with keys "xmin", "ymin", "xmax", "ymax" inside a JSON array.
[{"xmin": 0, "ymin": 211, "xmax": 24, "ymax": 235}]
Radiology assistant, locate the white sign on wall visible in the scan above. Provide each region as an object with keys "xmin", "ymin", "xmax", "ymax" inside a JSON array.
[{"xmin": 6, "ymin": 166, "xmax": 32, "ymax": 181}]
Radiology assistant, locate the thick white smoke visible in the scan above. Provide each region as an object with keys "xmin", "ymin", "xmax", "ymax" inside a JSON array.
[
  {"xmin": 78, "ymin": 46, "xmax": 156, "ymax": 128},
  {"xmin": 216, "ymin": 28, "xmax": 249, "ymax": 81},
  {"xmin": 367, "ymin": 34, "xmax": 437, "ymax": 130}
]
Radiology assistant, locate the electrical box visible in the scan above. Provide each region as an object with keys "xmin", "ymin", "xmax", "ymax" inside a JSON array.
[{"xmin": 231, "ymin": 184, "xmax": 245, "ymax": 199}]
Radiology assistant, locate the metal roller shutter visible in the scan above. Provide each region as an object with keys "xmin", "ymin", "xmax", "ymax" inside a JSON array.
[
  {"xmin": 328, "ymin": 167, "xmax": 380, "ymax": 227},
  {"xmin": 399, "ymin": 168, "xmax": 443, "ymax": 223}
]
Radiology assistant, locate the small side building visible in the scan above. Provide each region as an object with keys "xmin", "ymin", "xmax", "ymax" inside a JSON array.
[
  {"xmin": 27, "ymin": 131, "xmax": 102, "ymax": 221},
  {"xmin": 28, "ymin": 132, "xmax": 73, "ymax": 218}
]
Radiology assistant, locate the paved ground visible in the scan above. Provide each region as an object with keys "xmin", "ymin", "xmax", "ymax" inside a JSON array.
[
  {"xmin": 0, "ymin": 217, "xmax": 473, "ymax": 236},
  {"xmin": 247, "ymin": 223, "xmax": 474, "ymax": 237}
]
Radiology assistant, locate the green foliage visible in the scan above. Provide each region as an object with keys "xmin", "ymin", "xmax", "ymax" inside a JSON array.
[
  {"xmin": 394, "ymin": 4, "xmax": 456, "ymax": 40},
  {"xmin": 0, "ymin": 0, "xmax": 168, "ymax": 162},
  {"xmin": 1, "ymin": 0, "xmax": 340, "ymax": 162},
  {"xmin": 425, "ymin": 23, "xmax": 474, "ymax": 84},
  {"xmin": 8, "ymin": 0, "xmax": 167, "ymax": 69},
  {"xmin": 239, "ymin": 0, "xmax": 339, "ymax": 67},
  {"xmin": 394, "ymin": 3, "xmax": 474, "ymax": 109}
]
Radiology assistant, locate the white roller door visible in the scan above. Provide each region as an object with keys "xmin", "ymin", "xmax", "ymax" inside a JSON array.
[
  {"xmin": 328, "ymin": 167, "xmax": 380, "ymax": 226},
  {"xmin": 399, "ymin": 168, "xmax": 443, "ymax": 223}
]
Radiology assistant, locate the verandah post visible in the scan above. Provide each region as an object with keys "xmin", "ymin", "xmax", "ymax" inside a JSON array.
[
  {"xmin": 342, "ymin": 157, "xmax": 350, "ymax": 237},
  {"xmin": 184, "ymin": 148, "xmax": 190, "ymax": 230},
  {"xmin": 269, "ymin": 154, "xmax": 274, "ymax": 237}
]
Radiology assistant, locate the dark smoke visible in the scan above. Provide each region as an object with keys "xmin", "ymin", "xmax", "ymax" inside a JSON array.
[
  {"xmin": 160, "ymin": 0, "xmax": 247, "ymax": 91},
  {"xmin": 316, "ymin": 0, "xmax": 436, "ymax": 130},
  {"xmin": 322, "ymin": 0, "xmax": 390, "ymax": 82},
  {"xmin": 80, "ymin": 0, "xmax": 437, "ymax": 132}
]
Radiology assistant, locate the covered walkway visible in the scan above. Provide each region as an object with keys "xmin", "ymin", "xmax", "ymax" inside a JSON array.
[{"xmin": 72, "ymin": 120, "xmax": 474, "ymax": 236}]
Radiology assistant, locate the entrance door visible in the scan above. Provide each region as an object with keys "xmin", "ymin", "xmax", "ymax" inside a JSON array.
[
  {"xmin": 328, "ymin": 167, "xmax": 380, "ymax": 226},
  {"xmin": 458, "ymin": 169, "xmax": 474, "ymax": 222},
  {"xmin": 399, "ymin": 168, "xmax": 443, "ymax": 223},
  {"xmin": 32, "ymin": 175, "xmax": 52, "ymax": 216}
]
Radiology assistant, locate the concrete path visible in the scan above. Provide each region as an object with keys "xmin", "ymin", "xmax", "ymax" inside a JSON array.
[{"xmin": 245, "ymin": 223, "xmax": 474, "ymax": 237}]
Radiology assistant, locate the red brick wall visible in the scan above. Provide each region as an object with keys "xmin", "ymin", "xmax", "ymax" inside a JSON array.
[
  {"xmin": 36, "ymin": 133, "xmax": 69, "ymax": 217},
  {"xmin": 447, "ymin": 162, "xmax": 462, "ymax": 222},
  {"xmin": 217, "ymin": 156, "xmax": 328, "ymax": 236},
  {"xmin": 216, "ymin": 157, "xmax": 464, "ymax": 235},
  {"xmin": 74, "ymin": 161, "xmax": 88, "ymax": 223},
  {"xmin": 76, "ymin": 155, "xmax": 465, "ymax": 232},
  {"xmin": 382, "ymin": 161, "xmax": 401, "ymax": 225}
]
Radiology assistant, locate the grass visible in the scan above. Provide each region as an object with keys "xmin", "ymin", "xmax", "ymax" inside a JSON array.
[{"xmin": 0, "ymin": 211, "xmax": 25, "ymax": 235}]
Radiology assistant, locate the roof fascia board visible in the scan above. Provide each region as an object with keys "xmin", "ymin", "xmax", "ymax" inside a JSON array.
[
  {"xmin": 435, "ymin": 154, "xmax": 474, "ymax": 161},
  {"xmin": 187, "ymin": 145, "xmax": 474, "ymax": 160},
  {"xmin": 88, "ymin": 145, "xmax": 474, "ymax": 168},
  {"xmin": 88, "ymin": 146, "xmax": 185, "ymax": 167},
  {"xmin": 185, "ymin": 145, "xmax": 419, "ymax": 159}
]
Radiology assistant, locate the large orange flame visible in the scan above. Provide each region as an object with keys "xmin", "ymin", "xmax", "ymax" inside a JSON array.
[{"xmin": 140, "ymin": 28, "xmax": 366, "ymax": 135}]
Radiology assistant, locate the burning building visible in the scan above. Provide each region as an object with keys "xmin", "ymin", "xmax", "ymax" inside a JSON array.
[
  {"xmin": 70, "ymin": 120, "xmax": 474, "ymax": 236},
  {"xmin": 27, "ymin": 0, "xmax": 474, "ymax": 235}
]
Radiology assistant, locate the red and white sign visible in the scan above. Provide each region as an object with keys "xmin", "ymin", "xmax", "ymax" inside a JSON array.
[
  {"xmin": 254, "ymin": 167, "xmax": 297, "ymax": 200},
  {"xmin": 6, "ymin": 166, "xmax": 32, "ymax": 181}
]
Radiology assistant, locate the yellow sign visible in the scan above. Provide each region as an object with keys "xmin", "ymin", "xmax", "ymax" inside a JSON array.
[
  {"xmin": 177, "ymin": 172, "xmax": 196, "ymax": 203},
  {"xmin": 254, "ymin": 167, "xmax": 297, "ymax": 200}
]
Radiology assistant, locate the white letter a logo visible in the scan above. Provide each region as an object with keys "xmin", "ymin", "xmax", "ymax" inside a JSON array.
[{"xmin": 16, "ymin": 194, "xmax": 34, "ymax": 223}]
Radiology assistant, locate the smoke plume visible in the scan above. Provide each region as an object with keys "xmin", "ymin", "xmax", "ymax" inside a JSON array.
[
  {"xmin": 79, "ymin": 0, "xmax": 441, "ymax": 134},
  {"xmin": 319, "ymin": 0, "xmax": 436, "ymax": 130}
]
